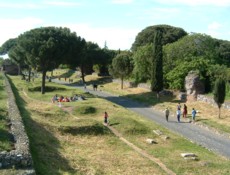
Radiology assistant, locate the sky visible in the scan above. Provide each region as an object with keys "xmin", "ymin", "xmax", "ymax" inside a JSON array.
[{"xmin": 0, "ymin": 0, "xmax": 230, "ymax": 51}]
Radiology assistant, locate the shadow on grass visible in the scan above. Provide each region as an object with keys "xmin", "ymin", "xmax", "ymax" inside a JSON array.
[
  {"xmin": 59, "ymin": 123, "xmax": 111, "ymax": 136},
  {"xmin": 196, "ymin": 118, "xmax": 208, "ymax": 122},
  {"xmin": 109, "ymin": 122, "xmax": 120, "ymax": 126},
  {"xmin": 84, "ymin": 76, "xmax": 112, "ymax": 87},
  {"xmin": 7, "ymin": 76, "xmax": 76, "ymax": 175},
  {"xmin": 95, "ymin": 91, "xmax": 180, "ymax": 109},
  {"xmin": 0, "ymin": 128, "xmax": 14, "ymax": 151}
]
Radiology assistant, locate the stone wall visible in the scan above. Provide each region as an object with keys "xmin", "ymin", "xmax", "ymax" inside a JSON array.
[
  {"xmin": 112, "ymin": 79, "xmax": 148, "ymax": 89},
  {"xmin": 0, "ymin": 74, "xmax": 35, "ymax": 174},
  {"xmin": 197, "ymin": 94, "xmax": 230, "ymax": 110}
]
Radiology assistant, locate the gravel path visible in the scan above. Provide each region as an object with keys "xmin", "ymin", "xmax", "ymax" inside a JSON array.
[{"xmin": 54, "ymin": 80, "xmax": 230, "ymax": 159}]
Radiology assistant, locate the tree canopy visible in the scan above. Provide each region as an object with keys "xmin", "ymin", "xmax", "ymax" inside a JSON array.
[
  {"xmin": 163, "ymin": 33, "xmax": 223, "ymax": 90},
  {"xmin": 133, "ymin": 44, "xmax": 153, "ymax": 83},
  {"xmin": 151, "ymin": 29, "xmax": 163, "ymax": 92},
  {"xmin": 131, "ymin": 24, "xmax": 187, "ymax": 51},
  {"xmin": 109, "ymin": 52, "xmax": 133, "ymax": 89},
  {"xmin": 12, "ymin": 26, "xmax": 85, "ymax": 94},
  {"xmin": 0, "ymin": 38, "xmax": 17, "ymax": 55}
]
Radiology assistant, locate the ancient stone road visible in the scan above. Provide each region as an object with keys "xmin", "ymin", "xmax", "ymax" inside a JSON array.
[{"xmin": 54, "ymin": 80, "xmax": 230, "ymax": 159}]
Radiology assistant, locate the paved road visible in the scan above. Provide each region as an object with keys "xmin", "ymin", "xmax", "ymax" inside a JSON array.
[{"xmin": 54, "ymin": 80, "xmax": 230, "ymax": 159}]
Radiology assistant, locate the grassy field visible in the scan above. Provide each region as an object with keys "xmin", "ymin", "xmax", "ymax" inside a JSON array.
[{"xmin": 0, "ymin": 72, "xmax": 229, "ymax": 175}]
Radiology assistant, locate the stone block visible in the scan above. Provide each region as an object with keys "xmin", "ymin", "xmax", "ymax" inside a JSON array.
[
  {"xmin": 153, "ymin": 130, "xmax": 163, "ymax": 136},
  {"xmin": 181, "ymin": 153, "xmax": 198, "ymax": 160},
  {"xmin": 146, "ymin": 139, "xmax": 157, "ymax": 144}
]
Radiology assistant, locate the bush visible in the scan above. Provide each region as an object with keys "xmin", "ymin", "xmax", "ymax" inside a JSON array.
[{"xmin": 78, "ymin": 106, "xmax": 96, "ymax": 115}]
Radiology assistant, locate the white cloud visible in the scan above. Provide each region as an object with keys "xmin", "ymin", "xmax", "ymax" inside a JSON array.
[
  {"xmin": 155, "ymin": 0, "xmax": 230, "ymax": 6},
  {"xmin": 0, "ymin": 1, "xmax": 81, "ymax": 9},
  {"xmin": 207, "ymin": 22, "xmax": 223, "ymax": 39},
  {"xmin": 65, "ymin": 23, "xmax": 139, "ymax": 50},
  {"xmin": 111, "ymin": 0, "xmax": 133, "ymax": 4},
  {"xmin": 0, "ymin": 2, "xmax": 41, "ymax": 9},
  {"xmin": 0, "ymin": 17, "xmax": 44, "ymax": 45},
  {"xmin": 43, "ymin": 0, "xmax": 81, "ymax": 7},
  {"xmin": 208, "ymin": 22, "xmax": 222, "ymax": 30},
  {"xmin": 141, "ymin": 7, "xmax": 180, "ymax": 21},
  {"xmin": 0, "ymin": 18, "xmax": 137, "ymax": 50}
]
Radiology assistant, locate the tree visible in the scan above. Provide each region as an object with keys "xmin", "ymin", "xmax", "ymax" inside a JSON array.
[
  {"xmin": 109, "ymin": 52, "xmax": 133, "ymax": 89},
  {"xmin": 131, "ymin": 24, "xmax": 187, "ymax": 51},
  {"xmin": 151, "ymin": 30, "xmax": 163, "ymax": 94},
  {"xmin": 8, "ymin": 43, "xmax": 30, "ymax": 76},
  {"xmin": 213, "ymin": 78, "xmax": 226, "ymax": 118},
  {"xmin": 16, "ymin": 27, "xmax": 85, "ymax": 94},
  {"xmin": 0, "ymin": 38, "xmax": 17, "ymax": 55},
  {"xmin": 163, "ymin": 33, "xmax": 220, "ymax": 91},
  {"xmin": 133, "ymin": 44, "xmax": 153, "ymax": 83}
]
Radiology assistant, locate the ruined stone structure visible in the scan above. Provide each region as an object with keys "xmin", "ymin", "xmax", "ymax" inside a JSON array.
[
  {"xmin": 185, "ymin": 71, "xmax": 204, "ymax": 101},
  {"xmin": 0, "ymin": 74, "xmax": 35, "ymax": 174}
]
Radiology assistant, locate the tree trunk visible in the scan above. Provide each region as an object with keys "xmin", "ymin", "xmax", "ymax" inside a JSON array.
[
  {"xmin": 28, "ymin": 68, "xmax": 31, "ymax": 82},
  {"xmin": 121, "ymin": 76, "xmax": 124, "ymax": 89},
  {"xmin": 218, "ymin": 107, "xmax": 221, "ymax": 119},
  {"xmin": 41, "ymin": 70, "xmax": 46, "ymax": 94},
  {"xmin": 80, "ymin": 65, "xmax": 85, "ymax": 84},
  {"xmin": 18, "ymin": 65, "xmax": 21, "ymax": 75},
  {"xmin": 156, "ymin": 92, "xmax": 160, "ymax": 101}
]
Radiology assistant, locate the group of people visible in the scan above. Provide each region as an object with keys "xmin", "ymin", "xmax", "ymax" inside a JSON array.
[
  {"xmin": 165, "ymin": 103, "xmax": 197, "ymax": 123},
  {"xmin": 51, "ymin": 94, "xmax": 85, "ymax": 103}
]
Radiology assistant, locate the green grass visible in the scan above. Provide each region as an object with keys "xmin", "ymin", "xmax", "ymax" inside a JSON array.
[
  {"xmin": 202, "ymin": 119, "xmax": 230, "ymax": 133},
  {"xmin": 5, "ymin": 73, "xmax": 230, "ymax": 175},
  {"xmin": 7, "ymin": 75, "xmax": 165, "ymax": 175},
  {"xmin": 0, "ymin": 73, "xmax": 13, "ymax": 151}
]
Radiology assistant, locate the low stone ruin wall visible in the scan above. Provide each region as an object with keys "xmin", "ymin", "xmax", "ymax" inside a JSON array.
[
  {"xmin": 197, "ymin": 94, "xmax": 230, "ymax": 110},
  {"xmin": 112, "ymin": 79, "xmax": 150, "ymax": 89},
  {"xmin": 0, "ymin": 74, "xmax": 35, "ymax": 174}
]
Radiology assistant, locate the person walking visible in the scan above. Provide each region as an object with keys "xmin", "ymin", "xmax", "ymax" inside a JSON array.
[
  {"xmin": 177, "ymin": 103, "xmax": 181, "ymax": 110},
  {"xmin": 165, "ymin": 108, "xmax": 170, "ymax": 122},
  {"xmin": 183, "ymin": 104, "xmax": 187, "ymax": 118},
  {"xmin": 176, "ymin": 109, "xmax": 181, "ymax": 122},
  {"xmin": 191, "ymin": 108, "xmax": 197, "ymax": 122},
  {"xmin": 104, "ymin": 111, "xmax": 109, "ymax": 126}
]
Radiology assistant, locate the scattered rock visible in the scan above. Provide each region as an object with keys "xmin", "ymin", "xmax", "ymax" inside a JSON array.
[
  {"xmin": 161, "ymin": 135, "xmax": 170, "ymax": 140},
  {"xmin": 146, "ymin": 139, "xmax": 157, "ymax": 144},
  {"xmin": 153, "ymin": 130, "xmax": 163, "ymax": 136},
  {"xmin": 181, "ymin": 153, "xmax": 197, "ymax": 157},
  {"xmin": 181, "ymin": 153, "xmax": 198, "ymax": 160}
]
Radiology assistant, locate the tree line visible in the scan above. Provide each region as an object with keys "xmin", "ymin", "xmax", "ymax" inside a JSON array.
[{"xmin": 1, "ymin": 25, "xmax": 230, "ymax": 100}]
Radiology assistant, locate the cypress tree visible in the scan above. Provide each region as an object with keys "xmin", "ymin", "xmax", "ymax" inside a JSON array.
[
  {"xmin": 213, "ymin": 78, "xmax": 226, "ymax": 118},
  {"xmin": 151, "ymin": 29, "xmax": 163, "ymax": 93}
]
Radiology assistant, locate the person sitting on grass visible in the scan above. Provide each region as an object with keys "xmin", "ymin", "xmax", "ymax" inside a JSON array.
[
  {"xmin": 62, "ymin": 97, "xmax": 70, "ymax": 102},
  {"xmin": 58, "ymin": 96, "xmax": 64, "ymax": 102},
  {"xmin": 51, "ymin": 94, "xmax": 58, "ymax": 103}
]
